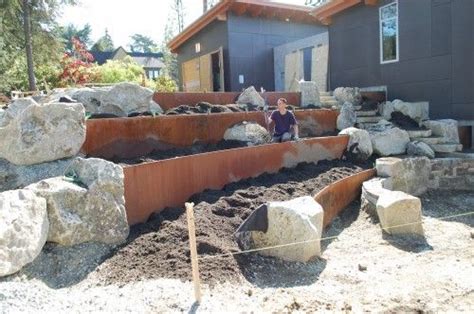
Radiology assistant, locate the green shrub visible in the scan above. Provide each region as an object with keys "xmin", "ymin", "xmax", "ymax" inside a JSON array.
[
  {"xmin": 93, "ymin": 56, "xmax": 144, "ymax": 84},
  {"xmin": 154, "ymin": 75, "xmax": 177, "ymax": 92}
]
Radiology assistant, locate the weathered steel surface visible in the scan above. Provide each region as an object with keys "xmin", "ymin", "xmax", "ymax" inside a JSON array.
[
  {"xmin": 81, "ymin": 110, "xmax": 338, "ymax": 159},
  {"xmin": 124, "ymin": 136, "xmax": 349, "ymax": 225},
  {"xmin": 153, "ymin": 92, "xmax": 301, "ymax": 110},
  {"xmin": 314, "ymin": 168, "xmax": 376, "ymax": 228}
]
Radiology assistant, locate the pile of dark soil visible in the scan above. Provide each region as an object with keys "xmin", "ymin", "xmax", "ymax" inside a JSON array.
[
  {"xmin": 93, "ymin": 160, "xmax": 370, "ymax": 285},
  {"xmin": 115, "ymin": 140, "xmax": 248, "ymax": 166},
  {"xmin": 390, "ymin": 111, "xmax": 426, "ymax": 130}
]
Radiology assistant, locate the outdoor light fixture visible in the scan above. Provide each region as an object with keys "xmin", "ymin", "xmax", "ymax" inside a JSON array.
[
  {"xmin": 195, "ymin": 42, "xmax": 201, "ymax": 53},
  {"xmin": 285, "ymin": 18, "xmax": 290, "ymax": 22}
]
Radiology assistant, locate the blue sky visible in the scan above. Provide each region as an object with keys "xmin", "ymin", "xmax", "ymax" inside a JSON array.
[{"xmin": 58, "ymin": 0, "xmax": 306, "ymax": 49}]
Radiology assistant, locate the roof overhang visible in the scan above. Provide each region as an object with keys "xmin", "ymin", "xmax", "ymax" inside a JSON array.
[
  {"xmin": 168, "ymin": 0, "xmax": 321, "ymax": 53},
  {"xmin": 311, "ymin": 0, "xmax": 378, "ymax": 25}
]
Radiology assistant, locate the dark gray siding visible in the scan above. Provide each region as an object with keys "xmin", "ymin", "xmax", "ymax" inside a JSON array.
[
  {"xmin": 329, "ymin": 0, "xmax": 474, "ymax": 120},
  {"xmin": 227, "ymin": 13, "xmax": 326, "ymax": 91},
  {"xmin": 176, "ymin": 20, "xmax": 230, "ymax": 91}
]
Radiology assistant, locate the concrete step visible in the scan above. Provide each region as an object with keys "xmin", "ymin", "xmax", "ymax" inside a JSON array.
[
  {"xmin": 320, "ymin": 96, "xmax": 336, "ymax": 101},
  {"xmin": 357, "ymin": 122, "xmax": 379, "ymax": 129},
  {"xmin": 320, "ymin": 91, "xmax": 332, "ymax": 97},
  {"xmin": 356, "ymin": 115, "xmax": 384, "ymax": 123},
  {"xmin": 406, "ymin": 129, "xmax": 432, "ymax": 138},
  {"xmin": 411, "ymin": 136, "xmax": 444, "ymax": 145},
  {"xmin": 320, "ymin": 100, "xmax": 339, "ymax": 107},
  {"xmin": 429, "ymin": 143, "xmax": 463, "ymax": 153},
  {"xmin": 355, "ymin": 109, "xmax": 378, "ymax": 117}
]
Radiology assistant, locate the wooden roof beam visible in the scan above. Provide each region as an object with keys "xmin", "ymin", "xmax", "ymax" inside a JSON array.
[
  {"xmin": 233, "ymin": 3, "xmax": 249, "ymax": 16},
  {"xmin": 250, "ymin": 5, "xmax": 264, "ymax": 18}
]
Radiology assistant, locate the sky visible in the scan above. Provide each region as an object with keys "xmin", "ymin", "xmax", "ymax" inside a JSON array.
[{"xmin": 58, "ymin": 0, "xmax": 307, "ymax": 49}]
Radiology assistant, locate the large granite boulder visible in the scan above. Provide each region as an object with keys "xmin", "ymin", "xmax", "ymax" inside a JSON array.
[
  {"xmin": 336, "ymin": 102, "xmax": 357, "ymax": 130},
  {"xmin": 99, "ymin": 82, "xmax": 161, "ymax": 117},
  {"xmin": 423, "ymin": 119, "xmax": 460, "ymax": 144},
  {"xmin": 236, "ymin": 196, "xmax": 324, "ymax": 263},
  {"xmin": 71, "ymin": 87, "xmax": 109, "ymax": 114},
  {"xmin": 0, "ymin": 101, "xmax": 86, "ymax": 165},
  {"xmin": 391, "ymin": 99, "xmax": 429, "ymax": 126},
  {"xmin": 361, "ymin": 177, "xmax": 388, "ymax": 214},
  {"xmin": 26, "ymin": 158, "xmax": 129, "ymax": 246},
  {"xmin": 376, "ymin": 157, "xmax": 430, "ymax": 196},
  {"xmin": 407, "ymin": 141, "xmax": 435, "ymax": 159},
  {"xmin": 339, "ymin": 127, "xmax": 373, "ymax": 161},
  {"xmin": 369, "ymin": 127, "xmax": 410, "ymax": 156},
  {"xmin": 236, "ymin": 86, "xmax": 265, "ymax": 108},
  {"xmin": 376, "ymin": 191, "xmax": 424, "ymax": 236},
  {"xmin": 223, "ymin": 121, "xmax": 271, "ymax": 145},
  {"xmin": 333, "ymin": 87, "xmax": 362, "ymax": 106},
  {"xmin": 0, "ymin": 189, "xmax": 48, "ymax": 276},
  {"xmin": 0, "ymin": 157, "xmax": 76, "ymax": 192},
  {"xmin": 297, "ymin": 80, "xmax": 320, "ymax": 108}
]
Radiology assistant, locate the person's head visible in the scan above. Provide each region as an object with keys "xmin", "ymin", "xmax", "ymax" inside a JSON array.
[{"xmin": 277, "ymin": 98, "xmax": 287, "ymax": 111}]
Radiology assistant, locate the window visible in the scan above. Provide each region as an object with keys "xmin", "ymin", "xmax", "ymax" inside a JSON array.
[
  {"xmin": 302, "ymin": 47, "xmax": 313, "ymax": 81},
  {"xmin": 379, "ymin": 1, "xmax": 399, "ymax": 64},
  {"xmin": 195, "ymin": 42, "xmax": 201, "ymax": 53}
]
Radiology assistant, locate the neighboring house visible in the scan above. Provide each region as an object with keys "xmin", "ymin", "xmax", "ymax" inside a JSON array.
[
  {"xmin": 311, "ymin": 0, "xmax": 474, "ymax": 122},
  {"xmin": 90, "ymin": 46, "xmax": 165, "ymax": 80},
  {"xmin": 167, "ymin": 0, "xmax": 327, "ymax": 92}
]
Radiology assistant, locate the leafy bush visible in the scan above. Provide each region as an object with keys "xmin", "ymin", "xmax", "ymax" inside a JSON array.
[
  {"xmin": 59, "ymin": 38, "xmax": 96, "ymax": 86},
  {"xmin": 154, "ymin": 75, "xmax": 178, "ymax": 92},
  {"xmin": 93, "ymin": 56, "xmax": 144, "ymax": 84}
]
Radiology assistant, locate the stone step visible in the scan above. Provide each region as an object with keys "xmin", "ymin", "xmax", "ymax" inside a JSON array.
[
  {"xmin": 406, "ymin": 129, "xmax": 432, "ymax": 138},
  {"xmin": 410, "ymin": 136, "xmax": 444, "ymax": 145},
  {"xmin": 357, "ymin": 122, "xmax": 380, "ymax": 129},
  {"xmin": 320, "ymin": 96, "xmax": 336, "ymax": 102},
  {"xmin": 429, "ymin": 143, "xmax": 463, "ymax": 153},
  {"xmin": 356, "ymin": 115, "xmax": 384, "ymax": 123},
  {"xmin": 320, "ymin": 99, "xmax": 339, "ymax": 106},
  {"xmin": 320, "ymin": 91, "xmax": 332, "ymax": 97},
  {"xmin": 355, "ymin": 109, "xmax": 378, "ymax": 117}
]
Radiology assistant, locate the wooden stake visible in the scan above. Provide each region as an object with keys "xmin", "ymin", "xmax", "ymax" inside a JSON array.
[{"xmin": 185, "ymin": 202, "xmax": 202, "ymax": 303}]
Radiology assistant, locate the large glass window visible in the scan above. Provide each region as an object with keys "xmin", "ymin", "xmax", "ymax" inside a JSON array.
[{"xmin": 379, "ymin": 1, "xmax": 399, "ymax": 64}]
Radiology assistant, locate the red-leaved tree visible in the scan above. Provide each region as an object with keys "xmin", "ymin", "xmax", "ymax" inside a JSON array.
[{"xmin": 59, "ymin": 37, "xmax": 96, "ymax": 86}]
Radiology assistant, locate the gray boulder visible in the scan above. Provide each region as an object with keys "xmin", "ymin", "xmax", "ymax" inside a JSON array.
[
  {"xmin": 333, "ymin": 87, "xmax": 362, "ymax": 106},
  {"xmin": 297, "ymin": 80, "xmax": 320, "ymax": 108},
  {"xmin": 0, "ymin": 157, "xmax": 76, "ymax": 192},
  {"xmin": 223, "ymin": 121, "xmax": 271, "ymax": 145},
  {"xmin": 376, "ymin": 191, "xmax": 424, "ymax": 236},
  {"xmin": 71, "ymin": 87, "xmax": 108, "ymax": 114},
  {"xmin": 423, "ymin": 119, "xmax": 460, "ymax": 144},
  {"xmin": 369, "ymin": 127, "xmax": 410, "ymax": 156},
  {"xmin": 376, "ymin": 157, "xmax": 431, "ymax": 196},
  {"xmin": 392, "ymin": 99, "xmax": 429, "ymax": 126},
  {"xmin": 239, "ymin": 196, "xmax": 324, "ymax": 263},
  {"xmin": 26, "ymin": 158, "xmax": 129, "ymax": 246},
  {"xmin": 99, "ymin": 82, "xmax": 161, "ymax": 117},
  {"xmin": 407, "ymin": 141, "xmax": 435, "ymax": 159},
  {"xmin": 339, "ymin": 127, "xmax": 373, "ymax": 161},
  {"xmin": 337, "ymin": 102, "xmax": 357, "ymax": 130},
  {"xmin": 361, "ymin": 177, "xmax": 389, "ymax": 215},
  {"xmin": 0, "ymin": 102, "xmax": 86, "ymax": 165},
  {"xmin": 236, "ymin": 86, "xmax": 265, "ymax": 108},
  {"xmin": 0, "ymin": 189, "xmax": 48, "ymax": 276}
]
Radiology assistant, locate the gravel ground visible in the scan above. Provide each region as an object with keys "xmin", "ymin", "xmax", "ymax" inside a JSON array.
[{"xmin": 1, "ymin": 191, "xmax": 473, "ymax": 313}]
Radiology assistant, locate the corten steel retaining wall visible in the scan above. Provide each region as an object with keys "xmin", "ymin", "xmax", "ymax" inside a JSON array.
[
  {"xmin": 124, "ymin": 136, "xmax": 349, "ymax": 225},
  {"xmin": 314, "ymin": 168, "xmax": 376, "ymax": 228},
  {"xmin": 81, "ymin": 110, "xmax": 338, "ymax": 159},
  {"xmin": 153, "ymin": 92, "xmax": 301, "ymax": 111}
]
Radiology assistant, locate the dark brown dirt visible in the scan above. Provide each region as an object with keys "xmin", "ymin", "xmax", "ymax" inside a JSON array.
[
  {"xmin": 92, "ymin": 160, "xmax": 370, "ymax": 286},
  {"xmin": 390, "ymin": 111, "xmax": 427, "ymax": 130},
  {"xmin": 114, "ymin": 140, "xmax": 248, "ymax": 166}
]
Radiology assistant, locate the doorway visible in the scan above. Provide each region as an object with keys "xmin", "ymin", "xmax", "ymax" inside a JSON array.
[{"xmin": 182, "ymin": 47, "xmax": 225, "ymax": 92}]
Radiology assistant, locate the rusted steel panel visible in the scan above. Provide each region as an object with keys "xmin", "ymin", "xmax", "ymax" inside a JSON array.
[
  {"xmin": 153, "ymin": 92, "xmax": 301, "ymax": 110},
  {"xmin": 81, "ymin": 110, "xmax": 338, "ymax": 159},
  {"xmin": 314, "ymin": 168, "xmax": 376, "ymax": 228},
  {"xmin": 124, "ymin": 135, "xmax": 349, "ymax": 225}
]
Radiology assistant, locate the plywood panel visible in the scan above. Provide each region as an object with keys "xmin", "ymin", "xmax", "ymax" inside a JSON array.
[
  {"xmin": 284, "ymin": 51, "xmax": 302, "ymax": 91},
  {"xmin": 311, "ymin": 44, "xmax": 329, "ymax": 92},
  {"xmin": 182, "ymin": 58, "xmax": 200, "ymax": 92},
  {"xmin": 199, "ymin": 54, "xmax": 212, "ymax": 92}
]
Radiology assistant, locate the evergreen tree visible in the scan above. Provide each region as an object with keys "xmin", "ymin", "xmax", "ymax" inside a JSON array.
[
  {"xmin": 91, "ymin": 29, "xmax": 114, "ymax": 52},
  {"xmin": 128, "ymin": 34, "xmax": 158, "ymax": 53},
  {"xmin": 60, "ymin": 23, "xmax": 92, "ymax": 52}
]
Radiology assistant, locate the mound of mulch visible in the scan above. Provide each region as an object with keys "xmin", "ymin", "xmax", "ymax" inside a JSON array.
[{"xmin": 92, "ymin": 160, "xmax": 370, "ymax": 285}]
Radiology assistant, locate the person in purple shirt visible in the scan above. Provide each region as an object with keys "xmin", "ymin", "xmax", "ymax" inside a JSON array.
[{"xmin": 267, "ymin": 98, "xmax": 299, "ymax": 143}]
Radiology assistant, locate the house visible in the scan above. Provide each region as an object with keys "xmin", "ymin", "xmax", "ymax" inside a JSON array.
[
  {"xmin": 167, "ymin": 0, "xmax": 328, "ymax": 92},
  {"xmin": 311, "ymin": 0, "xmax": 473, "ymax": 123},
  {"xmin": 90, "ymin": 46, "xmax": 165, "ymax": 80}
]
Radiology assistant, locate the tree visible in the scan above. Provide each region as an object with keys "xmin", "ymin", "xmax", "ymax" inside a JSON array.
[
  {"xmin": 91, "ymin": 29, "xmax": 114, "ymax": 52},
  {"xmin": 59, "ymin": 38, "xmax": 95, "ymax": 86},
  {"xmin": 203, "ymin": 0, "xmax": 219, "ymax": 12},
  {"xmin": 60, "ymin": 23, "xmax": 92, "ymax": 52},
  {"xmin": 0, "ymin": 0, "xmax": 76, "ymax": 94},
  {"xmin": 128, "ymin": 34, "xmax": 158, "ymax": 53},
  {"xmin": 305, "ymin": 0, "xmax": 329, "ymax": 6},
  {"xmin": 172, "ymin": 0, "xmax": 184, "ymax": 33}
]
